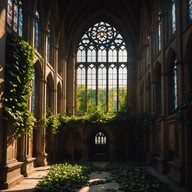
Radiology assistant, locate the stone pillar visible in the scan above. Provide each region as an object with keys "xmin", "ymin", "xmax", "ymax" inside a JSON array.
[
  {"xmin": 66, "ymin": 52, "xmax": 76, "ymax": 114},
  {"xmin": 20, "ymin": 135, "xmax": 36, "ymax": 177},
  {"xmin": 1, "ymin": 125, "xmax": 24, "ymax": 189},
  {"xmin": 0, "ymin": 0, "xmax": 25, "ymax": 189},
  {"xmin": 21, "ymin": 2, "xmax": 36, "ymax": 177},
  {"xmin": 35, "ymin": 27, "xmax": 48, "ymax": 166},
  {"xmin": 63, "ymin": 58, "xmax": 67, "ymax": 111},
  {"xmin": 35, "ymin": 78, "xmax": 48, "ymax": 166},
  {"xmin": 0, "ymin": 0, "xmax": 6, "ymax": 180},
  {"xmin": 53, "ymin": 44, "xmax": 59, "ymax": 114},
  {"xmin": 166, "ymin": 0, "xmax": 185, "ymax": 186}
]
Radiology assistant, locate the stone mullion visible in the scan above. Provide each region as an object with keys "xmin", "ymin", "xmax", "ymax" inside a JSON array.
[
  {"xmin": 96, "ymin": 49, "xmax": 98, "ymax": 107},
  {"xmin": 95, "ymin": 65, "xmax": 98, "ymax": 107}
]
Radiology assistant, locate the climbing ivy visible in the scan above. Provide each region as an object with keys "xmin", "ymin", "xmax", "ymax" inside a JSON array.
[
  {"xmin": 4, "ymin": 32, "xmax": 36, "ymax": 137},
  {"xmin": 41, "ymin": 109, "xmax": 156, "ymax": 134}
]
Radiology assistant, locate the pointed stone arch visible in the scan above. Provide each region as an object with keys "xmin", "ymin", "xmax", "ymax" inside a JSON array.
[
  {"xmin": 57, "ymin": 81, "xmax": 62, "ymax": 113},
  {"xmin": 166, "ymin": 48, "xmax": 177, "ymax": 113},
  {"xmin": 32, "ymin": 60, "xmax": 43, "ymax": 158},
  {"xmin": 46, "ymin": 72, "xmax": 54, "ymax": 111},
  {"xmin": 65, "ymin": 13, "xmax": 138, "ymax": 114},
  {"xmin": 85, "ymin": 125, "xmax": 114, "ymax": 161}
]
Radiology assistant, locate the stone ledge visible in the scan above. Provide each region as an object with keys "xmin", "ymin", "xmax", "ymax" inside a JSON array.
[
  {"xmin": 22, "ymin": 157, "xmax": 36, "ymax": 177},
  {"xmin": 1, "ymin": 161, "xmax": 24, "ymax": 189}
]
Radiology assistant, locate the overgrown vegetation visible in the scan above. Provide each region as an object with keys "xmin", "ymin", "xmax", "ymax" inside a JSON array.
[
  {"xmin": 35, "ymin": 161, "xmax": 99, "ymax": 192},
  {"xmin": 104, "ymin": 162, "xmax": 174, "ymax": 192},
  {"xmin": 35, "ymin": 161, "xmax": 174, "ymax": 192},
  {"xmin": 42, "ymin": 109, "xmax": 156, "ymax": 135},
  {"xmin": 4, "ymin": 32, "xmax": 36, "ymax": 137}
]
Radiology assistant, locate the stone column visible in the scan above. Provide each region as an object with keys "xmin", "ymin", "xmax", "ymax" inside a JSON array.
[
  {"xmin": 53, "ymin": 44, "xmax": 59, "ymax": 114},
  {"xmin": 0, "ymin": 0, "xmax": 6, "ymax": 173},
  {"xmin": 35, "ymin": 27, "xmax": 48, "ymax": 166},
  {"xmin": 35, "ymin": 78, "xmax": 48, "ymax": 166},
  {"xmin": 66, "ymin": 52, "xmax": 76, "ymax": 114},
  {"xmin": 21, "ymin": 4, "xmax": 36, "ymax": 177},
  {"xmin": 0, "ymin": 0, "xmax": 25, "ymax": 188}
]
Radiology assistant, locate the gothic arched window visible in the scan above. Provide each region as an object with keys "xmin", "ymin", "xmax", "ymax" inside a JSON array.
[
  {"xmin": 7, "ymin": 0, "xmax": 23, "ymax": 36},
  {"xmin": 167, "ymin": 0, "xmax": 176, "ymax": 39},
  {"xmin": 153, "ymin": 5, "xmax": 161, "ymax": 58},
  {"xmin": 34, "ymin": 10, "xmax": 39, "ymax": 51},
  {"xmin": 189, "ymin": 0, "xmax": 192, "ymax": 21},
  {"xmin": 31, "ymin": 72, "xmax": 36, "ymax": 115},
  {"xmin": 171, "ymin": 0, "xmax": 176, "ymax": 33},
  {"xmin": 95, "ymin": 132, "xmax": 106, "ymax": 145},
  {"xmin": 47, "ymin": 22, "xmax": 51, "ymax": 64},
  {"xmin": 77, "ymin": 21, "xmax": 128, "ymax": 113},
  {"xmin": 157, "ymin": 8, "xmax": 161, "ymax": 52},
  {"xmin": 168, "ymin": 56, "xmax": 177, "ymax": 113}
]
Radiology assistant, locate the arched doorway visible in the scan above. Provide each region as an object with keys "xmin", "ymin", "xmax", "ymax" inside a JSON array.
[{"xmin": 89, "ymin": 130, "xmax": 109, "ymax": 161}]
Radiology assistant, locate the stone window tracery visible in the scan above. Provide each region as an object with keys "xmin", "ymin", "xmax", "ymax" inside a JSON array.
[
  {"xmin": 167, "ymin": 0, "xmax": 176, "ymax": 39},
  {"xmin": 168, "ymin": 56, "xmax": 177, "ymax": 113},
  {"xmin": 47, "ymin": 22, "xmax": 51, "ymax": 64},
  {"xmin": 7, "ymin": 0, "xmax": 23, "ymax": 36},
  {"xmin": 189, "ymin": 0, "xmax": 192, "ymax": 21},
  {"xmin": 34, "ymin": 10, "xmax": 39, "ymax": 51},
  {"xmin": 77, "ymin": 21, "xmax": 128, "ymax": 113},
  {"xmin": 95, "ymin": 132, "xmax": 106, "ymax": 145}
]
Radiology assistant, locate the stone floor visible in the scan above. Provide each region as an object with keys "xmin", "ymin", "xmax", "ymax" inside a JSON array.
[
  {"xmin": 0, "ymin": 166, "xmax": 50, "ymax": 192},
  {"xmin": 0, "ymin": 162, "xmax": 191, "ymax": 192},
  {"xmin": 77, "ymin": 162, "xmax": 122, "ymax": 192}
]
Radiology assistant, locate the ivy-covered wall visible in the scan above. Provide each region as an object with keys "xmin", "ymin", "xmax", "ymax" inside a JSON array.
[{"xmin": 4, "ymin": 33, "xmax": 36, "ymax": 137}]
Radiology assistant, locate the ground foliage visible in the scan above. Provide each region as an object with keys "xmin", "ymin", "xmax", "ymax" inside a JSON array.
[
  {"xmin": 103, "ymin": 162, "xmax": 174, "ymax": 192},
  {"xmin": 35, "ymin": 161, "xmax": 174, "ymax": 192},
  {"xmin": 35, "ymin": 161, "xmax": 100, "ymax": 192}
]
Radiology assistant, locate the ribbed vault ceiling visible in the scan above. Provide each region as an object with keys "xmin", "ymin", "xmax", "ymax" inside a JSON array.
[
  {"xmin": 58, "ymin": 0, "xmax": 143, "ymax": 34},
  {"xmin": 53, "ymin": 0, "xmax": 149, "ymax": 54}
]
